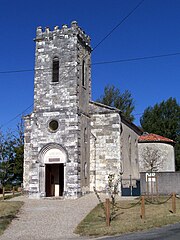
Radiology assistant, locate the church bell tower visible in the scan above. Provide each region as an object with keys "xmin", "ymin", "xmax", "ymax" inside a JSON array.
[{"xmin": 23, "ymin": 21, "xmax": 91, "ymax": 198}]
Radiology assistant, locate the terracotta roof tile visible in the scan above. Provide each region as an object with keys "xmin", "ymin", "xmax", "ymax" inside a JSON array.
[{"xmin": 138, "ymin": 133, "xmax": 174, "ymax": 143}]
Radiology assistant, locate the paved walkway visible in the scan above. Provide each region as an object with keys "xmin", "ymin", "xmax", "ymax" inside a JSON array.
[{"xmin": 0, "ymin": 194, "xmax": 100, "ymax": 240}]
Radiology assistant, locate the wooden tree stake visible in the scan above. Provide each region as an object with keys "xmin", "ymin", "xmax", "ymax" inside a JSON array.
[
  {"xmin": 141, "ymin": 195, "xmax": 145, "ymax": 219},
  {"xmin": 3, "ymin": 187, "xmax": 5, "ymax": 200},
  {"xmin": 172, "ymin": 192, "xmax": 176, "ymax": 214}
]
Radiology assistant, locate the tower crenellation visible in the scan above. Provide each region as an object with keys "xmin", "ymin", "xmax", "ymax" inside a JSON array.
[{"xmin": 35, "ymin": 21, "xmax": 91, "ymax": 50}]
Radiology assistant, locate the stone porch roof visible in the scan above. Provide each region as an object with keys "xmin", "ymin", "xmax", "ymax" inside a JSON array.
[
  {"xmin": 89, "ymin": 101, "xmax": 121, "ymax": 114},
  {"xmin": 89, "ymin": 101, "xmax": 142, "ymax": 135}
]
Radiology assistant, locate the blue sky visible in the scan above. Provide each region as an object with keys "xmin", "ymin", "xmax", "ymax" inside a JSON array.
[{"xmin": 0, "ymin": 0, "xmax": 180, "ymax": 131}]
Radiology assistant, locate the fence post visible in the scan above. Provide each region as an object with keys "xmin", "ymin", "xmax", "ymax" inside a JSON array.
[
  {"xmin": 13, "ymin": 186, "xmax": 15, "ymax": 196},
  {"xmin": 147, "ymin": 176, "xmax": 149, "ymax": 197},
  {"xmin": 105, "ymin": 198, "xmax": 110, "ymax": 226},
  {"xmin": 172, "ymin": 192, "xmax": 176, "ymax": 214},
  {"xmin": 3, "ymin": 187, "xmax": 5, "ymax": 200},
  {"xmin": 141, "ymin": 195, "xmax": 145, "ymax": 219},
  {"xmin": 151, "ymin": 175, "xmax": 153, "ymax": 202}
]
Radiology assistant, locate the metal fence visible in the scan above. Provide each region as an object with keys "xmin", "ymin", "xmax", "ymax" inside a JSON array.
[{"xmin": 121, "ymin": 178, "xmax": 141, "ymax": 196}]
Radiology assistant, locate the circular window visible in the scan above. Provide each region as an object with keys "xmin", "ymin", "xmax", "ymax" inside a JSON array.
[{"xmin": 49, "ymin": 120, "xmax": 59, "ymax": 132}]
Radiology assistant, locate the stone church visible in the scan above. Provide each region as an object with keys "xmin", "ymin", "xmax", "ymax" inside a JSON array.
[{"xmin": 23, "ymin": 21, "xmax": 161, "ymax": 198}]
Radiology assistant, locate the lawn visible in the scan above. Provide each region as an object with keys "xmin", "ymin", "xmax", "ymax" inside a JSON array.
[
  {"xmin": 75, "ymin": 196, "xmax": 180, "ymax": 237},
  {"xmin": 0, "ymin": 201, "xmax": 23, "ymax": 236},
  {"xmin": 0, "ymin": 193, "xmax": 22, "ymax": 201}
]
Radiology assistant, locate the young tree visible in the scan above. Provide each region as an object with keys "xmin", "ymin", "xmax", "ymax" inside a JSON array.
[
  {"xmin": 140, "ymin": 146, "xmax": 164, "ymax": 172},
  {"xmin": 140, "ymin": 97, "xmax": 180, "ymax": 170},
  {"xmin": 140, "ymin": 146, "xmax": 165, "ymax": 200},
  {"xmin": 97, "ymin": 85, "xmax": 135, "ymax": 122}
]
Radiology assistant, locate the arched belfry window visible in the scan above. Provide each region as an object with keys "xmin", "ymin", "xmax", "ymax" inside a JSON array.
[{"xmin": 52, "ymin": 57, "xmax": 59, "ymax": 82}]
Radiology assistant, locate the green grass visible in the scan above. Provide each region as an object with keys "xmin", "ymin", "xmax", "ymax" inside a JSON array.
[
  {"xmin": 0, "ymin": 201, "xmax": 23, "ymax": 235},
  {"xmin": 0, "ymin": 193, "xmax": 22, "ymax": 201},
  {"xmin": 75, "ymin": 197, "xmax": 180, "ymax": 237}
]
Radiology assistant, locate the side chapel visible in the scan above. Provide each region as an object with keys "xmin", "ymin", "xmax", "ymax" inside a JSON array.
[{"xmin": 23, "ymin": 21, "xmax": 144, "ymax": 198}]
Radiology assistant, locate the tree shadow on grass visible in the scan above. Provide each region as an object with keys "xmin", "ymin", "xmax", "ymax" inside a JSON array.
[{"xmin": 0, "ymin": 215, "xmax": 19, "ymax": 234}]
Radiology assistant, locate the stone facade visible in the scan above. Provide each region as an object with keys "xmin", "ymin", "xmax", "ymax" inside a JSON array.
[{"xmin": 25, "ymin": 22, "xmax": 174, "ymax": 199}]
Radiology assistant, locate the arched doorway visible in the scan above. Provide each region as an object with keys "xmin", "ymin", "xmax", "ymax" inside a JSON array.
[
  {"xmin": 39, "ymin": 143, "xmax": 67, "ymax": 197},
  {"xmin": 45, "ymin": 164, "xmax": 64, "ymax": 197}
]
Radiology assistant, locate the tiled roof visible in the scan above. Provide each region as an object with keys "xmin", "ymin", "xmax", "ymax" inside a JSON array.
[{"xmin": 138, "ymin": 133, "xmax": 174, "ymax": 143}]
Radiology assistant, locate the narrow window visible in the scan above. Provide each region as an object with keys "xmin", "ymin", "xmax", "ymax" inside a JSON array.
[
  {"xmin": 84, "ymin": 128, "xmax": 87, "ymax": 143},
  {"xmin": 82, "ymin": 60, "xmax": 85, "ymax": 86},
  {"xmin": 84, "ymin": 162, "xmax": 87, "ymax": 179},
  {"xmin": 135, "ymin": 139, "xmax": 138, "ymax": 164},
  {"xmin": 128, "ymin": 135, "xmax": 131, "ymax": 163},
  {"xmin": 52, "ymin": 57, "xmax": 59, "ymax": 82}
]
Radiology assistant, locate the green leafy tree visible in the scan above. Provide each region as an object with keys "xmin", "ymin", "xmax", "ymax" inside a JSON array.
[
  {"xmin": 97, "ymin": 85, "xmax": 135, "ymax": 122},
  {"xmin": 0, "ymin": 130, "xmax": 16, "ymax": 186},
  {"xmin": 13, "ymin": 121, "xmax": 24, "ymax": 185},
  {"xmin": 0, "ymin": 121, "xmax": 24, "ymax": 187},
  {"xmin": 140, "ymin": 97, "xmax": 180, "ymax": 170}
]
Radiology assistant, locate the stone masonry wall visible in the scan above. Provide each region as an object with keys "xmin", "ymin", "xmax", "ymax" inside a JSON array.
[
  {"xmin": 138, "ymin": 142, "xmax": 175, "ymax": 172},
  {"xmin": 79, "ymin": 114, "xmax": 90, "ymax": 194},
  {"xmin": 121, "ymin": 122, "xmax": 140, "ymax": 181},
  {"xmin": 23, "ymin": 115, "xmax": 32, "ymax": 191},
  {"xmin": 34, "ymin": 22, "xmax": 91, "ymax": 112},
  {"xmin": 140, "ymin": 172, "xmax": 180, "ymax": 195},
  {"xmin": 90, "ymin": 112, "xmax": 121, "ymax": 194}
]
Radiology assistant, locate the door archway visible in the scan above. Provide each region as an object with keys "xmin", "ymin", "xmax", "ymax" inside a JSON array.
[{"xmin": 39, "ymin": 143, "xmax": 67, "ymax": 197}]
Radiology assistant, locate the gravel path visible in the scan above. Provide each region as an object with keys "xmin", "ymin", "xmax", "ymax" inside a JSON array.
[{"xmin": 0, "ymin": 194, "xmax": 100, "ymax": 240}]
